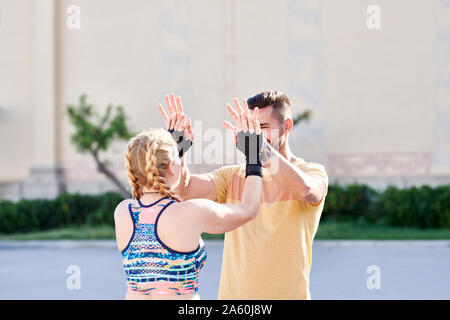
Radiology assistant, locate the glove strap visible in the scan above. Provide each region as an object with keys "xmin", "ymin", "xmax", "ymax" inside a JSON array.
[{"xmin": 168, "ymin": 129, "xmax": 192, "ymax": 157}]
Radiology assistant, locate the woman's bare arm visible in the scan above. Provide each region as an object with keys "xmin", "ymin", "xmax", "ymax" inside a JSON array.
[{"xmin": 182, "ymin": 175, "xmax": 262, "ymax": 234}]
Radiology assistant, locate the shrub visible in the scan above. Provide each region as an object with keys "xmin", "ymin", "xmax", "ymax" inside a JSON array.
[
  {"xmin": 373, "ymin": 185, "xmax": 450, "ymax": 229},
  {"xmin": 323, "ymin": 183, "xmax": 378, "ymax": 223},
  {"xmin": 0, "ymin": 184, "xmax": 449, "ymax": 234},
  {"xmin": 0, "ymin": 192, "xmax": 123, "ymax": 234},
  {"xmin": 322, "ymin": 183, "xmax": 450, "ymax": 229}
]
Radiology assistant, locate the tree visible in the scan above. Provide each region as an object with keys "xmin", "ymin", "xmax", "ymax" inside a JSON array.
[
  {"xmin": 293, "ymin": 110, "xmax": 312, "ymax": 126},
  {"xmin": 67, "ymin": 94, "xmax": 135, "ymax": 199}
]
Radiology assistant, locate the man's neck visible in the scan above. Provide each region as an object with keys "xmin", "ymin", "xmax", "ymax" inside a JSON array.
[{"xmin": 278, "ymin": 137, "xmax": 296, "ymax": 162}]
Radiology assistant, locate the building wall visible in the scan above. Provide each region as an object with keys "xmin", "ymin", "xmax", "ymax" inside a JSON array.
[
  {"xmin": 0, "ymin": 0, "xmax": 34, "ymax": 182},
  {"xmin": 322, "ymin": 0, "xmax": 438, "ymax": 189},
  {"xmin": 0, "ymin": 0, "xmax": 449, "ymax": 200}
]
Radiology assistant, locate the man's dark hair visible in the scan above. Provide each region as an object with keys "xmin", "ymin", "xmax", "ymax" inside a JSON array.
[{"xmin": 247, "ymin": 91, "xmax": 291, "ymax": 122}]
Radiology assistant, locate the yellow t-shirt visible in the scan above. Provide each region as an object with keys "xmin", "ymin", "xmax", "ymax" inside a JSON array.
[{"xmin": 207, "ymin": 158, "xmax": 328, "ymax": 300}]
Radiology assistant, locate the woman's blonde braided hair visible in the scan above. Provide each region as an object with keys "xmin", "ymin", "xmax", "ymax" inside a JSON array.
[{"xmin": 125, "ymin": 128, "xmax": 181, "ymax": 202}]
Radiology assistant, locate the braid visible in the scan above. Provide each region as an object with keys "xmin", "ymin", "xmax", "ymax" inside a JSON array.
[
  {"xmin": 145, "ymin": 138, "xmax": 181, "ymax": 202},
  {"xmin": 126, "ymin": 144, "xmax": 143, "ymax": 200},
  {"xmin": 125, "ymin": 128, "xmax": 182, "ymax": 202}
]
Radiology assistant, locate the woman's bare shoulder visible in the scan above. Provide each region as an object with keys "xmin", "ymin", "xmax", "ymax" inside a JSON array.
[
  {"xmin": 114, "ymin": 199, "xmax": 134, "ymax": 222},
  {"xmin": 166, "ymin": 199, "xmax": 213, "ymax": 223},
  {"xmin": 176, "ymin": 198, "xmax": 214, "ymax": 211}
]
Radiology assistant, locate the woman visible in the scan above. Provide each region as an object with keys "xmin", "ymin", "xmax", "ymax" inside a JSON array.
[{"xmin": 114, "ymin": 100, "xmax": 264, "ymax": 300}]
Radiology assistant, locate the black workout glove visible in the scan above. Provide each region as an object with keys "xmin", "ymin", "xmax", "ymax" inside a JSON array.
[
  {"xmin": 236, "ymin": 131, "xmax": 264, "ymax": 177},
  {"xmin": 168, "ymin": 129, "xmax": 193, "ymax": 158}
]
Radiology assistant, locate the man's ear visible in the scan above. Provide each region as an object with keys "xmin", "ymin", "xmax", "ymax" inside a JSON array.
[{"xmin": 283, "ymin": 118, "xmax": 293, "ymax": 134}]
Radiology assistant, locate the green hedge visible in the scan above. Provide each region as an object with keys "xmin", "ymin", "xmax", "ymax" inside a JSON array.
[
  {"xmin": 0, "ymin": 184, "xmax": 449, "ymax": 234},
  {"xmin": 0, "ymin": 192, "xmax": 122, "ymax": 234},
  {"xmin": 322, "ymin": 184, "xmax": 450, "ymax": 229}
]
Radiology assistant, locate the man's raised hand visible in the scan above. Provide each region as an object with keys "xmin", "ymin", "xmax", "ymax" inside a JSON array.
[{"xmin": 223, "ymin": 97, "xmax": 261, "ymax": 138}]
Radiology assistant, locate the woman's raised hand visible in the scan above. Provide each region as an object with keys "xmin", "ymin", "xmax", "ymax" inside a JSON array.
[{"xmin": 158, "ymin": 93, "xmax": 194, "ymax": 141}]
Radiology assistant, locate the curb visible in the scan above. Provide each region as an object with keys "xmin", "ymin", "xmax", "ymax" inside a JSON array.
[
  {"xmin": 0, "ymin": 239, "xmax": 448, "ymax": 249},
  {"xmin": 0, "ymin": 240, "xmax": 117, "ymax": 249},
  {"xmin": 312, "ymin": 240, "xmax": 450, "ymax": 248}
]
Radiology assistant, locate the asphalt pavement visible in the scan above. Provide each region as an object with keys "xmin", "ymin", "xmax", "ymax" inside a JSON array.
[{"xmin": 0, "ymin": 240, "xmax": 448, "ymax": 300}]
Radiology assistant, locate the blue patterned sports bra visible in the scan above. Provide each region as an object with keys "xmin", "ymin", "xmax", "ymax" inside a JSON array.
[{"xmin": 121, "ymin": 196, "xmax": 207, "ymax": 296}]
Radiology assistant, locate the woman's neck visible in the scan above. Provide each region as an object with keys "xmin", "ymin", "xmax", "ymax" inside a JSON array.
[{"xmin": 138, "ymin": 189, "xmax": 165, "ymax": 204}]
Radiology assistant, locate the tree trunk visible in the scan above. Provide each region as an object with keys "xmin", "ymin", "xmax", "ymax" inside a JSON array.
[{"xmin": 90, "ymin": 150, "xmax": 130, "ymax": 199}]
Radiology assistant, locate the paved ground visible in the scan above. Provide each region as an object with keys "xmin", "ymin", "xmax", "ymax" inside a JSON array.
[{"xmin": 0, "ymin": 240, "xmax": 448, "ymax": 300}]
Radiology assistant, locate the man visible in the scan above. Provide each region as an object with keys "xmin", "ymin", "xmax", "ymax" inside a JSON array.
[{"xmin": 158, "ymin": 91, "xmax": 328, "ymax": 299}]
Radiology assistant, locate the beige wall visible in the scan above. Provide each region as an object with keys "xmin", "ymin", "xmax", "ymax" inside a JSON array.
[
  {"xmin": 0, "ymin": 0, "xmax": 449, "ymax": 199},
  {"xmin": 323, "ymin": 0, "xmax": 437, "ymax": 182},
  {"xmin": 0, "ymin": 0, "xmax": 34, "ymax": 182}
]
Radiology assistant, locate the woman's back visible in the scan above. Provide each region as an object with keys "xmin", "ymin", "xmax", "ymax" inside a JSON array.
[{"xmin": 119, "ymin": 196, "xmax": 207, "ymax": 299}]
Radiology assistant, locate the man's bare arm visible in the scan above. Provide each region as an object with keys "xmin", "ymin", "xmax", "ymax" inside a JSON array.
[
  {"xmin": 262, "ymin": 143, "xmax": 326, "ymax": 205},
  {"xmin": 174, "ymin": 156, "xmax": 218, "ymax": 202}
]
